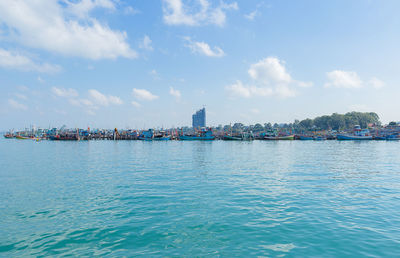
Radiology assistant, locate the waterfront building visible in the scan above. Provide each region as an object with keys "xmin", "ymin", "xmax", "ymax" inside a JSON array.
[{"xmin": 192, "ymin": 108, "xmax": 206, "ymax": 129}]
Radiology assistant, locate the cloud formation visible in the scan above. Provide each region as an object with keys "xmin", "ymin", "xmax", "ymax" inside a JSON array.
[
  {"xmin": 0, "ymin": 49, "xmax": 61, "ymax": 73},
  {"xmin": 8, "ymin": 99, "xmax": 28, "ymax": 110},
  {"xmin": 368, "ymin": 77, "xmax": 385, "ymax": 89},
  {"xmin": 248, "ymin": 57, "xmax": 292, "ymax": 84},
  {"xmin": 132, "ymin": 88, "xmax": 159, "ymax": 101},
  {"xmin": 324, "ymin": 70, "xmax": 362, "ymax": 89},
  {"xmin": 184, "ymin": 37, "xmax": 224, "ymax": 57},
  {"xmin": 65, "ymin": 0, "xmax": 116, "ymax": 19},
  {"xmin": 139, "ymin": 35, "xmax": 153, "ymax": 51},
  {"xmin": 131, "ymin": 101, "xmax": 141, "ymax": 108},
  {"xmin": 0, "ymin": 0, "xmax": 136, "ymax": 60},
  {"xmin": 244, "ymin": 10, "xmax": 258, "ymax": 21},
  {"xmin": 88, "ymin": 89, "xmax": 123, "ymax": 106},
  {"xmin": 169, "ymin": 87, "xmax": 181, "ymax": 99},
  {"xmin": 162, "ymin": 0, "xmax": 238, "ymax": 27},
  {"xmin": 52, "ymin": 87, "xmax": 79, "ymax": 98},
  {"xmin": 324, "ymin": 70, "xmax": 384, "ymax": 90},
  {"xmin": 226, "ymin": 57, "xmax": 310, "ymax": 98}
]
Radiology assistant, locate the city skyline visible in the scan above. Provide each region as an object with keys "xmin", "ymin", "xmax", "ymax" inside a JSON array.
[{"xmin": 1, "ymin": 0, "xmax": 400, "ymax": 130}]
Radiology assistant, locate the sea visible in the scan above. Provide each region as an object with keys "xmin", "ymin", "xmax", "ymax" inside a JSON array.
[{"xmin": 1, "ymin": 139, "xmax": 400, "ymax": 257}]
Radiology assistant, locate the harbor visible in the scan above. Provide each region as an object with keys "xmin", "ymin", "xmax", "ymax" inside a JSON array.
[{"xmin": 3, "ymin": 110, "xmax": 400, "ymax": 141}]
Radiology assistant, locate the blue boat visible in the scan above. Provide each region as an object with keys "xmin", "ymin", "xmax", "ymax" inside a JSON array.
[
  {"xmin": 386, "ymin": 134, "xmax": 400, "ymax": 141},
  {"xmin": 337, "ymin": 126, "xmax": 372, "ymax": 140},
  {"xmin": 139, "ymin": 129, "xmax": 171, "ymax": 141},
  {"xmin": 180, "ymin": 128, "xmax": 215, "ymax": 140},
  {"xmin": 299, "ymin": 135, "xmax": 313, "ymax": 140}
]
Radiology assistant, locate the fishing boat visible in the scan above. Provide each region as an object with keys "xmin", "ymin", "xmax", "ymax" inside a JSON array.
[
  {"xmin": 264, "ymin": 134, "xmax": 294, "ymax": 140},
  {"xmin": 15, "ymin": 135, "xmax": 29, "ymax": 139},
  {"xmin": 49, "ymin": 134, "xmax": 79, "ymax": 141},
  {"xmin": 374, "ymin": 136, "xmax": 386, "ymax": 140},
  {"xmin": 386, "ymin": 134, "xmax": 400, "ymax": 141},
  {"xmin": 298, "ymin": 135, "xmax": 313, "ymax": 140},
  {"xmin": 153, "ymin": 135, "xmax": 171, "ymax": 141},
  {"xmin": 337, "ymin": 126, "xmax": 372, "ymax": 140},
  {"xmin": 180, "ymin": 128, "xmax": 215, "ymax": 140},
  {"xmin": 313, "ymin": 135, "xmax": 326, "ymax": 141},
  {"xmin": 223, "ymin": 132, "xmax": 254, "ymax": 141},
  {"xmin": 3, "ymin": 134, "xmax": 14, "ymax": 139},
  {"xmin": 138, "ymin": 129, "xmax": 171, "ymax": 141}
]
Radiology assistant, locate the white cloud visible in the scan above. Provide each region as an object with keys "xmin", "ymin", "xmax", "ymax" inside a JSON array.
[
  {"xmin": 139, "ymin": 35, "xmax": 153, "ymax": 51},
  {"xmin": 244, "ymin": 10, "xmax": 258, "ymax": 21},
  {"xmin": 8, "ymin": 99, "xmax": 28, "ymax": 110},
  {"xmin": 184, "ymin": 37, "xmax": 224, "ymax": 57},
  {"xmin": 124, "ymin": 6, "xmax": 139, "ymax": 15},
  {"xmin": 248, "ymin": 57, "xmax": 292, "ymax": 84},
  {"xmin": 0, "ymin": 49, "xmax": 61, "ymax": 73},
  {"xmin": 225, "ymin": 81, "xmax": 251, "ymax": 98},
  {"xmin": 225, "ymin": 80, "xmax": 273, "ymax": 98},
  {"xmin": 69, "ymin": 98, "xmax": 94, "ymax": 107},
  {"xmin": 132, "ymin": 88, "xmax": 159, "ymax": 101},
  {"xmin": 324, "ymin": 70, "xmax": 362, "ymax": 89},
  {"xmin": 369, "ymin": 77, "xmax": 385, "ymax": 89},
  {"xmin": 149, "ymin": 69, "xmax": 160, "ymax": 80},
  {"xmin": 88, "ymin": 89, "xmax": 123, "ymax": 106},
  {"xmin": 274, "ymin": 85, "xmax": 297, "ymax": 98},
  {"xmin": 226, "ymin": 57, "xmax": 308, "ymax": 99},
  {"xmin": 131, "ymin": 101, "xmax": 141, "ymax": 108},
  {"xmin": 169, "ymin": 87, "xmax": 181, "ymax": 99},
  {"xmin": 296, "ymin": 81, "xmax": 313, "ymax": 88},
  {"xmin": 52, "ymin": 87, "xmax": 79, "ymax": 98},
  {"xmin": 0, "ymin": 0, "xmax": 136, "ymax": 60},
  {"xmin": 14, "ymin": 93, "xmax": 27, "ymax": 100},
  {"xmin": 162, "ymin": 0, "xmax": 238, "ymax": 27},
  {"xmin": 65, "ymin": 0, "xmax": 116, "ymax": 19}
]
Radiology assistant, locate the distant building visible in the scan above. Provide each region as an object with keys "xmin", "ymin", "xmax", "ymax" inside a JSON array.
[{"xmin": 192, "ymin": 108, "xmax": 206, "ymax": 128}]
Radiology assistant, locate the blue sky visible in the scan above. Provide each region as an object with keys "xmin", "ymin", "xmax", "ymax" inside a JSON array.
[{"xmin": 1, "ymin": 0, "xmax": 400, "ymax": 130}]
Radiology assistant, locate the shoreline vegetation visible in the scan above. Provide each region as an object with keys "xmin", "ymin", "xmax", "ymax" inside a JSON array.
[{"xmin": 3, "ymin": 112, "xmax": 400, "ymax": 141}]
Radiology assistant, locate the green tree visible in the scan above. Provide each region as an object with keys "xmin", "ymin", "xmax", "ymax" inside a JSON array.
[
  {"xmin": 299, "ymin": 118, "xmax": 313, "ymax": 129},
  {"xmin": 253, "ymin": 123, "xmax": 264, "ymax": 132}
]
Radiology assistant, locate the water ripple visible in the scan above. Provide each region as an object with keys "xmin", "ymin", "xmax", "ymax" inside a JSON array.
[{"xmin": 1, "ymin": 140, "xmax": 400, "ymax": 256}]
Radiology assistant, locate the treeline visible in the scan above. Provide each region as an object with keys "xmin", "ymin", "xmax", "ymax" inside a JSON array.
[
  {"xmin": 295, "ymin": 112, "xmax": 380, "ymax": 131},
  {"xmin": 221, "ymin": 112, "xmax": 381, "ymax": 133}
]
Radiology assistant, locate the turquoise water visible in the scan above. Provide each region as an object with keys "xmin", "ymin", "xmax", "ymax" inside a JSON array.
[{"xmin": 1, "ymin": 139, "xmax": 400, "ymax": 257}]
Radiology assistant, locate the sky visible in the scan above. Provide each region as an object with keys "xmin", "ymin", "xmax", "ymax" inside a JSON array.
[{"xmin": 1, "ymin": 0, "xmax": 400, "ymax": 130}]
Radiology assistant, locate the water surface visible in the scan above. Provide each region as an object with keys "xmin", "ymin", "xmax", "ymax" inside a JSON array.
[{"xmin": 1, "ymin": 139, "xmax": 399, "ymax": 256}]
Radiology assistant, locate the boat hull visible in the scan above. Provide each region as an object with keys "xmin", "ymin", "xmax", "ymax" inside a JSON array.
[
  {"xmin": 264, "ymin": 135, "xmax": 294, "ymax": 140},
  {"xmin": 337, "ymin": 134, "xmax": 372, "ymax": 140},
  {"xmin": 49, "ymin": 136, "xmax": 79, "ymax": 141},
  {"xmin": 179, "ymin": 136, "xmax": 215, "ymax": 141},
  {"xmin": 299, "ymin": 136, "xmax": 313, "ymax": 140},
  {"xmin": 15, "ymin": 135, "xmax": 29, "ymax": 139},
  {"xmin": 223, "ymin": 135, "xmax": 253, "ymax": 141},
  {"xmin": 386, "ymin": 135, "xmax": 400, "ymax": 141},
  {"xmin": 139, "ymin": 136, "xmax": 171, "ymax": 141}
]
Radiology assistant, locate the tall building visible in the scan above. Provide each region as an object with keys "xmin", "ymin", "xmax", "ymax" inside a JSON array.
[{"xmin": 192, "ymin": 108, "xmax": 206, "ymax": 128}]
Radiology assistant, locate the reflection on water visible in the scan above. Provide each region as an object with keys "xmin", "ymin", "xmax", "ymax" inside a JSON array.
[{"xmin": 1, "ymin": 139, "xmax": 400, "ymax": 256}]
